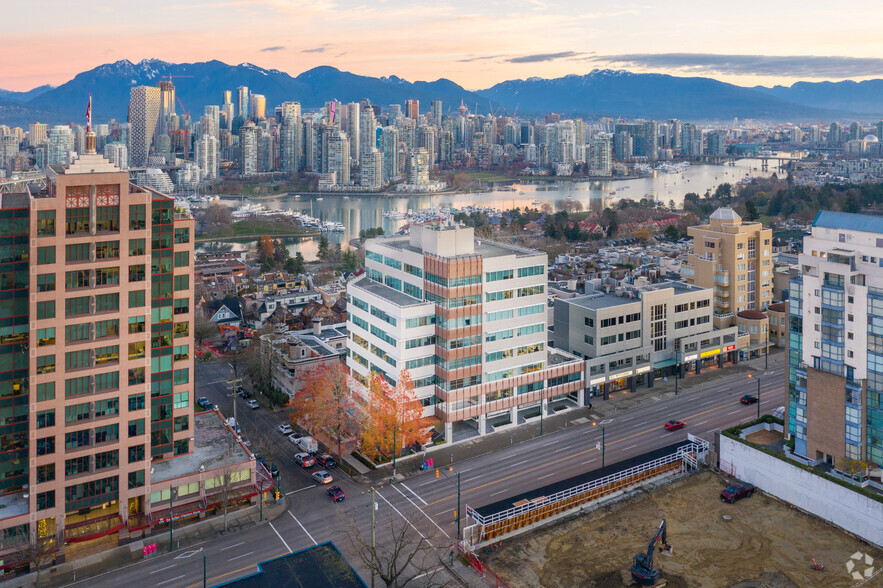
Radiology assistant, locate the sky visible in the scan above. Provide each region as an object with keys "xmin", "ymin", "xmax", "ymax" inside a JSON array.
[{"xmin": 4, "ymin": 0, "xmax": 883, "ymax": 91}]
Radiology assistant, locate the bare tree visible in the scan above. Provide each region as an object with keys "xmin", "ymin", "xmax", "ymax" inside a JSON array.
[
  {"xmin": 347, "ymin": 505, "xmax": 446, "ymax": 588},
  {"xmin": 12, "ymin": 524, "xmax": 56, "ymax": 585}
]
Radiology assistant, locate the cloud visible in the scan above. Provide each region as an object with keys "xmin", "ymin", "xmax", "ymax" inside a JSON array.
[
  {"xmin": 584, "ymin": 53, "xmax": 883, "ymax": 78},
  {"xmin": 506, "ymin": 51, "xmax": 585, "ymax": 64},
  {"xmin": 457, "ymin": 54, "xmax": 503, "ymax": 63},
  {"xmin": 259, "ymin": 46, "xmax": 285, "ymax": 52},
  {"xmin": 301, "ymin": 46, "xmax": 329, "ymax": 54}
]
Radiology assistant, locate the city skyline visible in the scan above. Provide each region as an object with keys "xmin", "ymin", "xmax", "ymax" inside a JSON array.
[{"xmin": 4, "ymin": 0, "xmax": 883, "ymax": 92}]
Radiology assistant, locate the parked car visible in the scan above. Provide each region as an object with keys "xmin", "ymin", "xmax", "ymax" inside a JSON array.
[
  {"xmin": 316, "ymin": 454, "xmax": 336, "ymax": 469},
  {"xmin": 312, "ymin": 470, "xmax": 333, "ymax": 484},
  {"xmin": 288, "ymin": 435, "xmax": 301, "ymax": 447},
  {"xmin": 197, "ymin": 397, "xmax": 213, "ymax": 411},
  {"xmin": 772, "ymin": 406, "xmax": 785, "ymax": 419},
  {"xmin": 664, "ymin": 420, "xmax": 685, "ymax": 431},
  {"xmin": 270, "ymin": 464, "xmax": 279, "ymax": 477},
  {"xmin": 740, "ymin": 395, "xmax": 758, "ymax": 405},
  {"xmin": 294, "ymin": 453, "xmax": 315, "ymax": 468},
  {"xmin": 720, "ymin": 482, "xmax": 755, "ymax": 503},
  {"xmin": 297, "ymin": 436, "xmax": 319, "ymax": 455},
  {"xmin": 246, "ymin": 399, "xmax": 260, "ymax": 409},
  {"xmin": 288, "ymin": 432, "xmax": 303, "ymax": 442},
  {"xmin": 278, "ymin": 424, "xmax": 292, "ymax": 435},
  {"xmin": 328, "ymin": 486, "xmax": 345, "ymax": 502}
]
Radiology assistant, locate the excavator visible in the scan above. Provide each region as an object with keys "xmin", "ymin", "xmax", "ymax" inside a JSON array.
[{"xmin": 630, "ymin": 519, "xmax": 671, "ymax": 586}]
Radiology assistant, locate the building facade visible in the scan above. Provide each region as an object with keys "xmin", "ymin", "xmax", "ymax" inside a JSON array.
[
  {"xmin": 685, "ymin": 207, "xmax": 773, "ymax": 329},
  {"xmin": 788, "ymin": 211, "xmax": 883, "ymax": 468},
  {"xmin": 346, "ymin": 224, "xmax": 583, "ymax": 440},
  {"xmin": 128, "ymin": 86, "xmax": 161, "ymax": 168}
]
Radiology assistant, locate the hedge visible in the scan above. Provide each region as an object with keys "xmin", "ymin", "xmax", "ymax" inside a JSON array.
[{"xmin": 722, "ymin": 416, "xmax": 883, "ymax": 505}]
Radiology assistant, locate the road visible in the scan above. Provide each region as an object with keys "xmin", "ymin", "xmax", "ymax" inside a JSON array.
[{"xmin": 77, "ymin": 362, "xmax": 786, "ymax": 587}]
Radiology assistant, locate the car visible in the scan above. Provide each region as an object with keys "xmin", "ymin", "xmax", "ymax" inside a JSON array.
[
  {"xmin": 246, "ymin": 399, "xmax": 260, "ymax": 409},
  {"xmin": 278, "ymin": 424, "xmax": 292, "ymax": 435},
  {"xmin": 316, "ymin": 454, "xmax": 336, "ymax": 469},
  {"xmin": 197, "ymin": 397, "xmax": 212, "ymax": 411},
  {"xmin": 239, "ymin": 390, "xmax": 251, "ymax": 399},
  {"xmin": 288, "ymin": 432, "xmax": 304, "ymax": 442},
  {"xmin": 328, "ymin": 486, "xmax": 345, "ymax": 502},
  {"xmin": 720, "ymin": 482, "xmax": 755, "ymax": 503},
  {"xmin": 270, "ymin": 464, "xmax": 279, "ymax": 477},
  {"xmin": 664, "ymin": 420, "xmax": 685, "ymax": 431},
  {"xmin": 294, "ymin": 453, "xmax": 315, "ymax": 468},
  {"xmin": 740, "ymin": 395, "xmax": 758, "ymax": 405},
  {"xmin": 312, "ymin": 470, "xmax": 333, "ymax": 484}
]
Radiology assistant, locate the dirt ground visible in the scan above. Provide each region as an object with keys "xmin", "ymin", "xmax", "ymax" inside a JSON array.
[
  {"xmin": 482, "ymin": 471, "xmax": 881, "ymax": 588},
  {"xmin": 745, "ymin": 429, "xmax": 784, "ymax": 445}
]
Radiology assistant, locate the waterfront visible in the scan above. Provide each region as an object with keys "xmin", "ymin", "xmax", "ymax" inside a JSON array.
[{"xmin": 198, "ymin": 158, "xmax": 779, "ymax": 260}]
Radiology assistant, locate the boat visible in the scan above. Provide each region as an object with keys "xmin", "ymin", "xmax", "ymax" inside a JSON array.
[
  {"xmin": 531, "ymin": 200, "xmax": 541, "ymax": 206},
  {"xmin": 383, "ymin": 210, "xmax": 407, "ymax": 220}
]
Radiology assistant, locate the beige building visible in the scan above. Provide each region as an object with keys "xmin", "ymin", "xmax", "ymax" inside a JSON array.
[
  {"xmin": 684, "ymin": 207, "xmax": 773, "ymax": 329},
  {"xmin": 764, "ymin": 302, "xmax": 789, "ymax": 348}
]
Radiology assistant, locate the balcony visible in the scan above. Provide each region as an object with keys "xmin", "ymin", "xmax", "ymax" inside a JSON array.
[{"xmin": 714, "ymin": 287, "xmax": 730, "ymax": 297}]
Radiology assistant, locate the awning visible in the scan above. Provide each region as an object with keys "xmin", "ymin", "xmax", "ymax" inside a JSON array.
[
  {"xmin": 652, "ymin": 359, "xmax": 677, "ymax": 369},
  {"xmin": 205, "ymin": 486, "xmax": 259, "ymax": 509},
  {"xmin": 65, "ymin": 514, "xmax": 125, "ymax": 544},
  {"xmin": 149, "ymin": 500, "xmax": 205, "ymax": 526}
]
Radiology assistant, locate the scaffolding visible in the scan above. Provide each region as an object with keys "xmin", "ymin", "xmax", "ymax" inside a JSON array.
[{"xmin": 463, "ymin": 435, "xmax": 709, "ymax": 548}]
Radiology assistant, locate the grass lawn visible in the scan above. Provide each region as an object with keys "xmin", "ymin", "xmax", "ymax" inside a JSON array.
[
  {"xmin": 466, "ymin": 171, "xmax": 510, "ymax": 182},
  {"xmin": 199, "ymin": 219, "xmax": 315, "ymax": 240}
]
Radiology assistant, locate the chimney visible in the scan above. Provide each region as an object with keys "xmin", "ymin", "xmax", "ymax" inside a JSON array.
[{"xmin": 312, "ymin": 317, "xmax": 322, "ymax": 335}]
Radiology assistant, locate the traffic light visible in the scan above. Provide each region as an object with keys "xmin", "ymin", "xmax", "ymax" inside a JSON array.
[
  {"xmin": 275, "ymin": 490, "xmax": 280, "ymax": 501},
  {"xmin": 435, "ymin": 468, "xmax": 439, "ymax": 479},
  {"xmin": 453, "ymin": 510, "xmax": 457, "ymax": 520}
]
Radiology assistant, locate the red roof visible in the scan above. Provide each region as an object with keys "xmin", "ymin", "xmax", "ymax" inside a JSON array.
[{"xmin": 738, "ymin": 309, "xmax": 767, "ymax": 320}]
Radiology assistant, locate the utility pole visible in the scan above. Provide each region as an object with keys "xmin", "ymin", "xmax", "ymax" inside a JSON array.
[
  {"xmin": 392, "ymin": 426, "xmax": 397, "ymax": 480},
  {"xmin": 169, "ymin": 487, "xmax": 177, "ymax": 552},
  {"xmin": 371, "ymin": 487, "xmax": 376, "ymax": 588},
  {"xmin": 539, "ymin": 399, "xmax": 544, "ymax": 436},
  {"xmin": 439, "ymin": 468, "xmax": 461, "ymax": 566},
  {"xmin": 601, "ymin": 426, "xmax": 606, "ymax": 468},
  {"xmin": 674, "ymin": 347, "xmax": 679, "ymax": 396},
  {"xmin": 228, "ymin": 363, "xmax": 241, "ymax": 434},
  {"xmin": 757, "ymin": 377, "xmax": 761, "ymax": 419},
  {"xmin": 201, "ymin": 547, "xmax": 206, "ymax": 588}
]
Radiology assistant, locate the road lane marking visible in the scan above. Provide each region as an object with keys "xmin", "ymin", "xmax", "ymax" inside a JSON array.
[
  {"xmin": 157, "ymin": 575, "xmax": 186, "ymax": 586},
  {"xmin": 551, "ymin": 446, "xmax": 570, "ymax": 453},
  {"xmin": 220, "ymin": 541, "xmax": 245, "ymax": 551},
  {"xmin": 391, "ymin": 484, "xmax": 450, "ymax": 539},
  {"xmin": 538, "ymin": 439, "xmax": 558, "ymax": 447},
  {"xmin": 185, "ymin": 558, "xmax": 283, "ymax": 588},
  {"xmin": 489, "ymin": 489, "xmax": 509, "ymax": 497},
  {"xmin": 229, "ymin": 551, "xmax": 254, "ymax": 561},
  {"xmin": 375, "ymin": 490, "xmax": 433, "ymax": 545},
  {"xmin": 538, "ymin": 473, "xmax": 555, "ymax": 480},
  {"xmin": 413, "ymin": 566, "xmax": 445, "ymax": 581},
  {"xmin": 285, "ymin": 485, "xmax": 317, "ymax": 495},
  {"xmin": 400, "ymin": 482, "xmax": 427, "ymax": 505},
  {"xmin": 421, "ymin": 392, "xmax": 782, "ymax": 508},
  {"xmin": 269, "ymin": 521, "xmax": 292, "ymax": 553},
  {"xmin": 288, "ymin": 510, "xmax": 318, "ymax": 546},
  {"xmin": 150, "ymin": 564, "xmax": 177, "ymax": 574}
]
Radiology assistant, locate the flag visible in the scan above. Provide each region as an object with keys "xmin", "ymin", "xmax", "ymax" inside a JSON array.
[{"xmin": 86, "ymin": 94, "xmax": 92, "ymax": 132}]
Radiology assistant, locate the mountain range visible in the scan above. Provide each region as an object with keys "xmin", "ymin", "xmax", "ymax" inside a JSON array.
[{"xmin": 2, "ymin": 59, "xmax": 883, "ymax": 127}]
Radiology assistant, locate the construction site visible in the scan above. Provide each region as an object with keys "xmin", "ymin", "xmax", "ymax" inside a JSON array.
[{"xmin": 481, "ymin": 470, "xmax": 882, "ymax": 588}]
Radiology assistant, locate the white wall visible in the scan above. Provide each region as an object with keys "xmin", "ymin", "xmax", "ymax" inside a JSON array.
[{"xmin": 720, "ymin": 436, "xmax": 883, "ymax": 546}]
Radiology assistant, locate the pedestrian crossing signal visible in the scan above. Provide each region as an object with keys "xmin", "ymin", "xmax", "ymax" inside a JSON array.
[{"xmin": 435, "ymin": 469, "xmax": 439, "ymax": 479}]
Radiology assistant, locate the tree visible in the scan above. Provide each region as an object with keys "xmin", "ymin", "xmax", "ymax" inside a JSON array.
[
  {"xmin": 840, "ymin": 456, "xmax": 869, "ymax": 482},
  {"xmin": 290, "ymin": 363, "xmax": 360, "ymax": 456},
  {"xmin": 257, "ymin": 234, "xmax": 275, "ymax": 263},
  {"xmin": 194, "ymin": 312, "xmax": 217, "ymax": 347},
  {"xmin": 664, "ymin": 224, "xmax": 679, "ymax": 240},
  {"xmin": 843, "ymin": 193, "xmax": 860, "ymax": 213},
  {"xmin": 744, "ymin": 200, "xmax": 759, "ymax": 221},
  {"xmin": 634, "ymin": 228, "xmax": 652, "ymax": 243},
  {"xmin": 341, "ymin": 248, "xmax": 361, "ymax": 272},
  {"xmin": 12, "ymin": 523, "xmax": 56, "ymax": 584},
  {"xmin": 601, "ymin": 207, "xmax": 618, "ymax": 236},
  {"xmin": 291, "ymin": 251, "xmax": 306, "ymax": 275},
  {"xmin": 348, "ymin": 506, "xmax": 444, "ymax": 588},
  {"xmin": 317, "ymin": 234, "xmax": 330, "ymax": 262},
  {"xmin": 360, "ymin": 371, "xmax": 431, "ymax": 462}
]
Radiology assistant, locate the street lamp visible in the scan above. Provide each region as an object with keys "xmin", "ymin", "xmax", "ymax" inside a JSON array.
[
  {"xmin": 592, "ymin": 422, "xmax": 606, "ymax": 468},
  {"xmin": 169, "ymin": 487, "xmax": 178, "ymax": 552},
  {"xmin": 748, "ymin": 374, "xmax": 761, "ymax": 418},
  {"xmin": 539, "ymin": 398, "xmax": 544, "ymax": 436},
  {"xmin": 392, "ymin": 426, "xmax": 397, "ymax": 480},
  {"xmin": 201, "ymin": 547, "xmax": 207, "ymax": 588},
  {"xmin": 370, "ymin": 487, "xmax": 377, "ymax": 588},
  {"xmin": 438, "ymin": 467, "xmax": 462, "ymax": 566},
  {"xmin": 674, "ymin": 347, "xmax": 679, "ymax": 396}
]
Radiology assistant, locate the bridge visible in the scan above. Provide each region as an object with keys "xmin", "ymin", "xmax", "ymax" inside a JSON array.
[{"xmin": 0, "ymin": 172, "xmax": 46, "ymax": 194}]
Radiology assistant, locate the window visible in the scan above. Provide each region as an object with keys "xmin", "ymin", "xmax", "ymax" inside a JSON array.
[
  {"xmin": 174, "ymin": 298, "xmax": 189, "ymax": 315},
  {"xmin": 517, "ymin": 304, "xmax": 544, "ymax": 317},
  {"xmin": 37, "ymin": 273, "xmax": 55, "ymax": 292},
  {"xmin": 66, "ymin": 243, "xmax": 91, "ymax": 262},
  {"xmin": 37, "ymin": 246, "xmax": 55, "ymax": 265},
  {"xmin": 403, "ymin": 263, "xmax": 422, "ymax": 277},
  {"xmin": 174, "ymin": 251, "xmax": 189, "ymax": 268},
  {"xmin": 95, "ymin": 397, "xmax": 119, "ymax": 417},
  {"xmin": 66, "ymin": 350, "xmax": 91, "ymax": 370},
  {"xmin": 37, "ymin": 463, "xmax": 55, "ymax": 483},
  {"xmin": 65, "ymin": 323, "xmax": 90, "ymax": 343},
  {"xmin": 37, "ymin": 210, "xmax": 55, "ymax": 236},
  {"xmin": 517, "ymin": 323, "xmax": 544, "ymax": 337},
  {"xmin": 518, "ymin": 285, "xmax": 545, "ymax": 297},
  {"xmin": 95, "ymin": 240, "xmax": 119, "ymax": 260},
  {"xmin": 65, "ymin": 429, "xmax": 90, "ymax": 449},
  {"xmin": 129, "ymin": 393, "xmax": 145, "ymax": 411},
  {"xmin": 36, "ymin": 354, "xmax": 55, "ymax": 374},
  {"xmin": 66, "ymin": 206, "xmax": 90, "ymax": 234},
  {"xmin": 128, "ymin": 341, "xmax": 146, "ymax": 360},
  {"xmin": 130, "ymin": 204, "xmax": 146, "ymax": 230},
  {"xmin": 129, "ymin": 290, "xmax": 146, "ymax": 308},
  {"xmin": 173, "ymin": 391, "xmax": 189, "ymax": 409},
  {"xmin": 96, "ymin": 203, "xmax": 120, "ymax": 232},
  {"xmin": 486, "ymin": 290, "xmax": 513, "ymax": 302},
  {"xmin": 128, "ymin": 419, "xmax": 144, "ymax": 437},
  {"xmin": 95, "ymin": 293, "xmax": 119, "ymax": 312},
  {"xmin": 517, "ymin": 265, "xmax": 544, "ymax": 278},
  {"xmin": 129, "ymin": 238, "xmax": 145, "ymax": 256},
  {"xmin": 129, "ymin": 264, "xmax": 146, "ymax": 283},
  {"xmin": 65, "ymin": 296, "xmax": 90, "ymax": 317},
  {"xmin": 584, "ymin": 317, "xmax": 594, "ymax": 327},
  {"xmin": 93, "ymin": 423, "xmax": 119, "ymax": 444},
  {"xmin": 65, "ymin": 269, "xmax": 90, "ymax": 289},
  {"xmin": 485, "ymin": 269, "xmax": 513, "ymax": 282},
  {"xmin": 95, "ymin": 319, "xmax": 119, "ymax": 339},
  {"xmin": 173, "ymin": 275, "xmax": 189, "ymax": 291},
  {"xmin": 384, "ymin": 275, "xmax": 401, "ymax": 291},
  {"xmin": 128, "ymin": 445, "xmax": 145, "ymax": 463},
  {"xmin": 95, "ymin": 345, "xmax": 119, "ymax": 365},
  {"xmin": 95, "ymin": 267, "xmax": 119, "ymax": 286},
  {"xmin": 65, "ymin": 376, "xmax": 90, "ymax": 397},
  {"xmin": 173, "ymin": 345, "xmax": 189, "ymax": 361},
  {"xmin": 36, "ymin": 382, "xmax": 55, "ymax": 402},
  {"xmin": 384, "ymin": 256, "xmax": 402, "ymax": 270},
  {"xmin": 174, "ymin": 439, "xmax": 189, "ymax": 455},
  {"xmin": 37, "ymin": 327, "xmax": 55, "ymax": 347},
  {"xmin": 174, "ymin": 415, "xmax": 189, "ymax": 432},
  {"xmin": 174, "ymin": 368, "xmax": 189, "ymax": 385},
  {"xmin": 36, "ymin": 409, "xmax": 55, "ymax": 429},
  {"xmin": 95, "ymin": 450, "xmax": 119, "ymax": 470},
  {"xmin": 36, "ymin": 437, "xmax": 55, "ymax": 456},
  {"xmin": 128, "ymin": 470, "xmax": 145, "ymax": 489},
  {"xmin": 174, "ymin": 227, "xmax": 190, "ymax": 244},
  {"xmin": 36, "ymin": 491, "xmax": 55, "ymax": 511}
]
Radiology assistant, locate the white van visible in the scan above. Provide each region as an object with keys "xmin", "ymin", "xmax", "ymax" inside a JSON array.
[{"xmin": 297, "ymin": 436, "xmax": 318, "ymax": 454}]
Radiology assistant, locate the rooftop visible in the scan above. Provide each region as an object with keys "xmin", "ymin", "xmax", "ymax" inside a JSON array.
[
  {"xmin": 350, "ymin": 275, "xmax": 428, "ymax": 308},
  {"xmin": 813, "ymin": 210, "xmax": 883, "ymax": 235},
  {"xmin": 152, "ymin": 411, "xmax": 252, "ymax": 483},
  {"xmin": 377, "ymin": 234, "xmax": 541, "ymax": 260},
  {"xmin": 217, "ymin": 542, "xmax": 365, "ymax": 587},
  {"xmin": 710, "ymin": 207, "xmax": 742, "ymax": 222}
]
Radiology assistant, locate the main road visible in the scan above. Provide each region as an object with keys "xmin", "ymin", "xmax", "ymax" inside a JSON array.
[{"xmin": 76, "ymin": 362, "xmax": 786, "ymax": 587}]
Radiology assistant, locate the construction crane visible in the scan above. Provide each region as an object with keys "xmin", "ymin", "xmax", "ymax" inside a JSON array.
[{"xmin": 630, "ymin": 519, "xmax": 671, "ymax": 586}]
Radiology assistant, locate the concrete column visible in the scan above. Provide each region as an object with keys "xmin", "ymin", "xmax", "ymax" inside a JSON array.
[
  {"xmin": 678, "ymin": 363, "xmax": 685, "ymax": 379},
  {"xmin": 733, "ymin": 351, "xmax": 739, "ymax": 365},
  {"xmin": 577, "ymin": 387, "xmax": 585, "ymax": 407},
  {"xmin": 444, "ymin": 420, "xmax": 453, "ymax": 441},
  {"xmin": 718, "ymin": 354, "xmax": 724, "ymax": 368},
  {"xmin": 478, "ymin": 414, "xmax": 487, "ymax": 436},
  {"xmin": 630, "ymin": 376, "xmax": 637, "ymax": 393},
  {"xmin": 540, "ymin": 398, "xmax": 548, "ymax": 417},
  {"xmin": 648, "ymin": 370, "xmax": 655, "ymax": 389},
  {"xmin": 696, "ymin": 360, "xmax": 702, "ymax": 375},
  {"xmin": 510, "ymin": 406, "xmax": 517, "ymax": 425},
  {"xmin": 603, "ymin": 383, "xmax": 609, "ymax": 400}
]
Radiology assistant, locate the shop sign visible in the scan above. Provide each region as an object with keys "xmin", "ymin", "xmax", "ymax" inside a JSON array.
[
  {"xmin": 610, "ymin": 370, "xmax": 633, "ymax": 380},
  {"xmin": 589, "ymin": 377, "xmax": 606, "ymax": 385},
  {"xmin": 724, "ymin": 344, "xmax": 736, "ymax": 352},
  {"xmin": 700, "ymin": 348, "xmax": 721, "ymax": 358},
  {"xmin": 683, "ymin": 354, "xmax": 698, "ymax": 361},
  {"xmin": 635, "ymin": 366, "xmax": 651, "ymax": 374}
]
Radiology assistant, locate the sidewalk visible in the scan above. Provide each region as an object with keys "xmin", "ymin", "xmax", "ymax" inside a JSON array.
[
  {"xmin": 11, "ymin": 497, "xmax": 289, "ymax": 588},
  {"xmin": 355, "ymin": 349, "xmax": 788, "ymax": 486}
]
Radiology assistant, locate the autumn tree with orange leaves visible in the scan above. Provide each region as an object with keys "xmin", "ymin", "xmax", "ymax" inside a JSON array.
[
  {"xmin": 289, "ymin": 363, "xmax": 360, "ymax": 456},
  {"xmin": 360, "ymin": 370, "xmax": 431, "ymax": 462}
]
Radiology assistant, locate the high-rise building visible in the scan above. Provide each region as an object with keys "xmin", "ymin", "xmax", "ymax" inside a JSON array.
[
  {"xmin": 787, "ymin": 211, "xmax": 883, "ymax": 466},
  {"xmin": 829, "ymin": 122, "xmax": 843, "ymax": 146},
  {"xmin": 380, "ymin": 126, "xmax": 398, "ymax": 185},
  {"xmin": 430, "ymin": 100, "xmax": 442, "ymax": 125},
  {"xmin": 343, "ymin": 103, "xmax": 360, "ymax": 166},
  {"xmin": 359, "ymin": 108, "xmax": 377, "ymax": 163},
  {"xmin": 195, "ymin": 135, "xmax": 218, "ymax": 180},
  {"xmin": 388, "ymin": 104, "xmax": 402, "ymax": 122},
  {"xmin": 588, "ymin": 134, "xmax": 611, "ymax": 176},
  {"xmin": 706, "ymin": 130, "xmax": 727, "ymax": 156},
  {"xmin": 405, "ymin": 100, "xmax": 419, "ymax": 120},
  {"xmin": 203, "ymin": 105, "xmax": 220, "ymax": 140},
  {"xmin": 685, "ymin": 207, "xmax": 773, "ymax": 328},
  {"xmin": 0, "ymin": 135, "xmax": 19, "ymax": 170},
  {"xmin": 237, "ymin": 86, "xmax": 249, "ymax": 120},
  {"xmin": 128, "ymin": 86, "xmax": 161, "ymax": 167},
  {"xmin": 680, "ymin": 123, "xmax": 702, "ymax": 157},
  {"xmin": 327, "ymin": 130, "xmax": 350, "ymax": 185},
  {"xmin": 239, "ymin": 122, "xmax": 260, "ymax": 176},
  {"xmin": 417, "ymin": 126, "xmax": 436, "ymax": 165},
  {"xmin": 47, "ymin": 125, "xmax": 74, "ymax": 166},
  {"xmin": 849, "ymin": 122, "xmax": 862, "ymax": 142},
  {"xmin": 29, "ymin": 122, "xmax": 48, "ymax": 146},
  {"xmin": 156, "ymin": 81, "xmax": 176, "ymax": 139},
  {"xmin": 347, "ymin": 224, "xmax": 583, "ymax": 440},
  {"xmin": 613, "ymin": 131, "xmax": 632, "ymax": 161},
  {"xmin": 406, "ymin": 147, "xmax": 429, "ymax": 185},
  {"xmin": 249, "ymin": 94, "xmax": 266, "ymax": 121},
  {"xmin": 104, "ymin": 142, "xmax": 128, "ymax": 169},
  {"xmin": 280, "ymin": 113, "xmax": 301, "ymax": 174},
  {"xmin": 360, "ymin": 149, "xmax": 382, "ymax": 190},
  {"xmin": 0, "ymin": 136, "xmax": 195, "ymax": 563}
]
